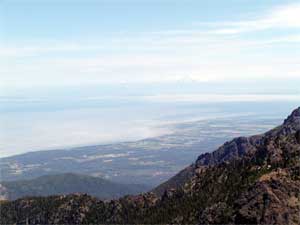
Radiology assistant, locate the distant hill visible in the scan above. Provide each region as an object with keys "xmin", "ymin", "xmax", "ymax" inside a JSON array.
[
  {"xmin": 0, "ymin": 173, "xmax": 149, "ymax": 200},
  {"xmin": 1, "ymin": 107, "xmax": 299, "ymax": 225}
]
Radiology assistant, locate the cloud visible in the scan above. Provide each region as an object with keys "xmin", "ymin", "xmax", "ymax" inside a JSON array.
[
  {"xmin": 2, "ymin": 3, "xmax": 300, "ymax": 58},
  {"xmin": 210, "ymin": 2, "xmax": 300, "ymax": 34},
  {"xmin": 2, "ymin": 2, "xmax": 300, "ymax": 58},
  {"xmin": 142, "ymin": 94, "xmax": 300, "ymax": 103},
  {"xmin": 1, "ymin": 2, "xmax": 300, "ymax": 90}
]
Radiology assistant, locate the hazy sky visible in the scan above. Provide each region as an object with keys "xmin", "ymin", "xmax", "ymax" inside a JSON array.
[
  {"xmin": 1, "ymin": 0, "xmax": 300, "ymax": 157},
  {"xmin": 1, "ymin": 0, "xmax": 300, "ymax": 94}
]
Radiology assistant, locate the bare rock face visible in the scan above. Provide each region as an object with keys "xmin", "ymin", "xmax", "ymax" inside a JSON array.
[
  {"xmin": 1, "ymin": 107, "xmax": 300, "ymax": 225},
  {"xmin": 195, "ymin": 135, "xmax": 260, "ymax": 166},
  {"xmin": 235, "ymin": 172, "xmax": 300, "ymax": 225}
]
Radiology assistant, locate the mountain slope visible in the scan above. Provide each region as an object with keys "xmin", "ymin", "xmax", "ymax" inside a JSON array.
[
  {"xmin": 0, "ymin": 173, "xmax": 149, "ymax": 200},
  {"xmin": 153, "ymin": 107, "xmax": 299, "ymax": 195},
  {"xmin": 0, "ymin": 107, "xmax": 299, "ymax": 225}
]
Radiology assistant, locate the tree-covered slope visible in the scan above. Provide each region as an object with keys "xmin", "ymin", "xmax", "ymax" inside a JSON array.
[{"xmin": 0, "ymin": 173, "xmax": 149, "ymax": 200}]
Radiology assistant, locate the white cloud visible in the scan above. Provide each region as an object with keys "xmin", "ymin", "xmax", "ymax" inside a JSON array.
[
  {"xmin": 267, "ymin": 3, "xmax": 300, "ymax": 28},
  {"xmin": 2, "ymin": 2, "xmax": 300, "ymax": 59},
  {"xmin": 142, "ymin": 94, "xmax": 300, "ymax": 103},
  {"xmin": 210, "ymin": 2, "xmax": 300, "ymax": 34}
]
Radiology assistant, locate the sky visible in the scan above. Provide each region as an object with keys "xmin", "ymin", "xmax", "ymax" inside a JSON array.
[{"xmin": 1, "ymin": 0, "xmax": 300, "ymax": 97}]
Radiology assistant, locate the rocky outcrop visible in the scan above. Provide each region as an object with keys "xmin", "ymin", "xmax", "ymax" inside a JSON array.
[{"xmin": 235, "ymin": 169, "xmax": 300, "ymax": 224}]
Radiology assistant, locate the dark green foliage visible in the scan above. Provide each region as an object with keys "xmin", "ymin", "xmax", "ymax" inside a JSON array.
[{"xmin": 1, "ymin": 173, "xmax": 149, "ymax": 200}]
